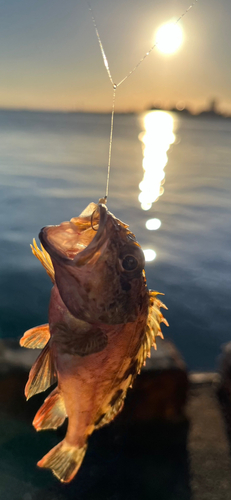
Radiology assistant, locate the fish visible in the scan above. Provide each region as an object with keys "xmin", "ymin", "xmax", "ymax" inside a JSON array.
[{"xmin": 20, "ymin": 201, "xmax": 168, "ymax": 483}]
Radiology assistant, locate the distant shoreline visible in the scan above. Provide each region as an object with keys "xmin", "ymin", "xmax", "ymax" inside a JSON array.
[{"xmin": 0, "ymin": 107, "xmax": 230, "ymax": 120}]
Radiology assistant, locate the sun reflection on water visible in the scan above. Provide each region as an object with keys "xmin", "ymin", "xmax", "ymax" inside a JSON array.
[
  {"xmin": 143, "ymin": 249, "xmax": 157, "ymax": 262},
  {"xmin": 138, "ymin": 110, "xmax": 175, "ymax": 211},
  {"xmin": 139, "ymin": 110, "xmax": 176, "ymax": 261},
  {"xmin": 145, "ymin": 218, "xmax": 161, "ymax": 230}
]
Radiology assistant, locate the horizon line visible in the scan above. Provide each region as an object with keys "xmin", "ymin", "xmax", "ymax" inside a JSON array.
[{"xmin": 0, "ymin": 105, "xmax": 230, "ymax": 118}]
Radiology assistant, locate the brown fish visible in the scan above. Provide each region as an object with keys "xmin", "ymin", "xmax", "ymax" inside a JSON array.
[{"xmin": 20, "ymin": 201, "xmax": 168, "ymax": 483}]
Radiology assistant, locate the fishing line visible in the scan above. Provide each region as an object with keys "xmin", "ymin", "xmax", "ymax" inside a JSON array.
[
  {"xmin": 106, "ymin": 84, "xmax": 116, "ymax": 201},
  {"xmin": 87, "ymin": 0, "xmax": 199, "ymax": 201}
]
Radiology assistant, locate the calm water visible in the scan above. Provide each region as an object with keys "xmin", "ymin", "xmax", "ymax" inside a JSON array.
[{"xmin": 0, "ymin": 109, "xmax": 230, "ymax": 371}]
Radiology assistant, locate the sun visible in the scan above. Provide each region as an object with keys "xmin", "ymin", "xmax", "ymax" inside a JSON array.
[{"xmin": 156, "ymin": 23, "xmax": 183, "ymax": 55}]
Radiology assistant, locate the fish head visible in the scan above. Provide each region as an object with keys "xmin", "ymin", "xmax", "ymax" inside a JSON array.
[{"xmin": 39, "ymin": 202, "xmax": 148, "ymax": 324}]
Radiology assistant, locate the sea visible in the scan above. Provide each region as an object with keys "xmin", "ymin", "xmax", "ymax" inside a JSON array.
[{"xmin": 0, "ymin": 108, "xmax": 230, "ymax": 371}]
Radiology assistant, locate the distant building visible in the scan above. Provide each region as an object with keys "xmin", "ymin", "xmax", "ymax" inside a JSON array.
[
  {"xmin": 209, "ymin": 98, "xmax": 218, "ymax": 114},
  {"xmin": 198, "ymin": 98, "xmax": 222, "ymax": 119}
]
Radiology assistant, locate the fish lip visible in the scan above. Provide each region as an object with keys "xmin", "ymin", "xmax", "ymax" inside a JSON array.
[{"xmin": 39, "ymin": 204, "xmax": 108, "ymax": 267}]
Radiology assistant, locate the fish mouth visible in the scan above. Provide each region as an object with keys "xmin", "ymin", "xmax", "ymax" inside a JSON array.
[{"xmin": 39, "ymin": 203, "xmax": 109, "ymax": 268}]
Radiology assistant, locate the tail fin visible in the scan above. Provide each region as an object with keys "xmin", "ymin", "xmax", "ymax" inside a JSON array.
[
  {"xmin": 33, "ymin": 387, "xmax": 67, "ymax": 431},
  {"xmin": 37, "ymin": 440, "xmax": 87, "ymax": 483}
]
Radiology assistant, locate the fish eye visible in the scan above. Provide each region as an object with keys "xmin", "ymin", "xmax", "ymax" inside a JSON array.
[{"xmin": 122, "ymin": 255, "xmax": 139, "ymax": 272}]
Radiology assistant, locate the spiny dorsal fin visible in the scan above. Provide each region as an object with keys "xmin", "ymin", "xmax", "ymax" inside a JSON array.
[
  {"xmin": 20, "ymin": 324, "xmax": 50, "ymax": 349},
  {"xmin": 25, "ymin": 343, "xmax": 57, "ymax": 400},
  {"xmin": 37, "ymin": 440, "xmax": 87, "ymax": 483},
  {"xmin": 31, "ymin": 239, "xmax": 55, "ymax": 282},
  {"xmin": 135, "ymin": 290, "xmax": 168, "ymax": 371},
  {"xmin": 33, "ymin": 387, "xmax": 67, "ymax": 431},
  {"xmin": 148, "ymin": 290, "xmax": 168, "ymax": 349}
]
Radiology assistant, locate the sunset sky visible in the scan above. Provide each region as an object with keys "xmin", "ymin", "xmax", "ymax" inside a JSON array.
[{"xmin": 1, "ymin": 0, "xmax": 231, "ymax": 113}]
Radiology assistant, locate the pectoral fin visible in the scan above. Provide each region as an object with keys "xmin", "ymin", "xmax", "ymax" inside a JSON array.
[
  {"xmin": 75, "ymin": 328, "xmax": 108, "ymax": 356},
  {"xmin": 56, "ymin": 323, "xmax": 108, "ymax": 356},
  {"xmin": 33, "ymin": 387, "xmax": 67, "ymax": 431},
  {"xmin": 25, "ymin": 343, "xmax": 57, "ymax": 400},
  {"xmin": 20, "ymin": 324, "xmax": 50, "ymax": 349}
]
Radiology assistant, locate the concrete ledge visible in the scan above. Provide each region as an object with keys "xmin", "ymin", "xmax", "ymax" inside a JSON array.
[{"xmin": 187, "ymin": 383, "xmax": 231, "ymax": 500}]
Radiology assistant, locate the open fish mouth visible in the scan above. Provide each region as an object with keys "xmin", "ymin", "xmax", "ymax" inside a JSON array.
[
  {"xmin": 39, "ymin": 203, "xmax": 110, "ymax": 268},
  {"xmin": 39, "ymin": 201, "xmax": 146, "ymax": 325}
]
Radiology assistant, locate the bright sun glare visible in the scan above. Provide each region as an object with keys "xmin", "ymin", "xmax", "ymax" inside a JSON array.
[{"xmin": 156, "ymin": 23, "xmax": 183, "ymax": 54}]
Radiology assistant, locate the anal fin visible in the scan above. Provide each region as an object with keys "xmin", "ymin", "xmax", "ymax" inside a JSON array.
[
  {"xmin": 20, "ymin": 324, "xmax": 50, "ymax": 349},
  {"xmin": 37, "ymin": 440, "xmax": 87, "ymax": 483},
  {"xmin": 33, "ymin": 387, "xmax": 67, "ymax": 431},
  {"xmin": 25, "ymin": 343, "xmax": 57, "ymax": 400}
]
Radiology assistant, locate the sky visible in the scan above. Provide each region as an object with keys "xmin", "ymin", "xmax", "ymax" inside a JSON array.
[{"xmin": 1, "ymin": 0, "xmax": 231, "ymax": 113}]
